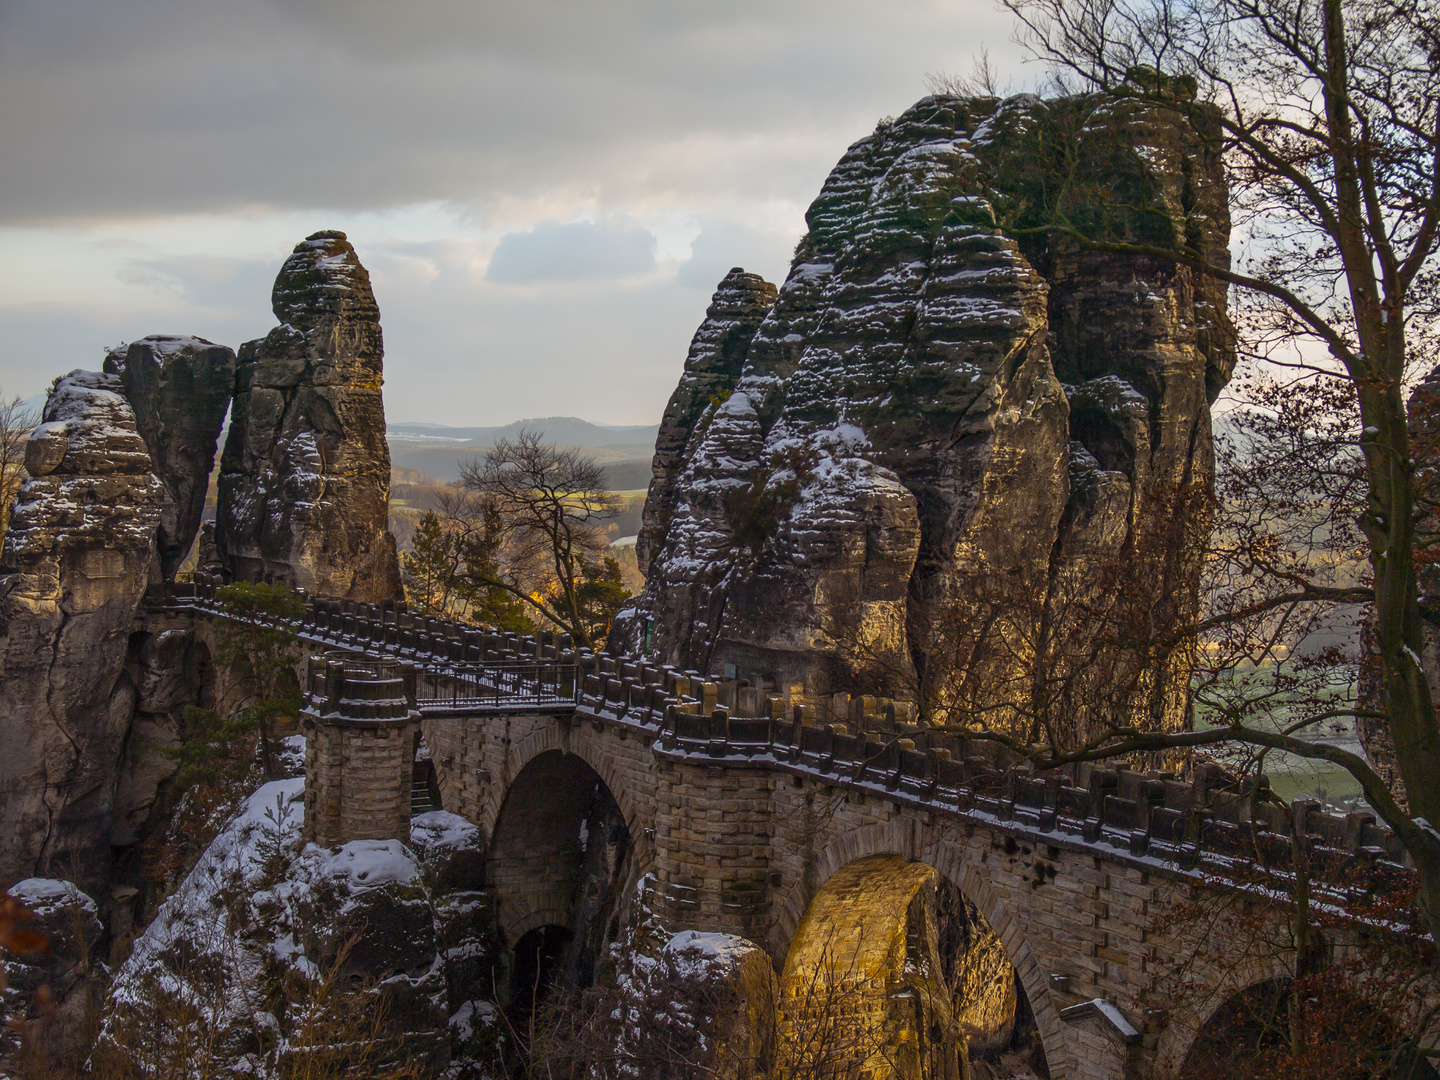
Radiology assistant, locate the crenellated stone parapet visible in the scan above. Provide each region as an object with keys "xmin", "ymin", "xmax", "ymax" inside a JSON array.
[{"xmin": 144, "ymin": 580, "xmax": 1424, "ymax": 1079}]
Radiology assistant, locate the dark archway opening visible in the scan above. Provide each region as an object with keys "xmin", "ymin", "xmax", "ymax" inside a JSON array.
[
  {"xmin": 485, "ymin": 750, "xmax": 636, "ymax": 1075},
  {"xmin": 411, "ymin": 732, "xmax": 441, "ymax": 815},
  {"xmin": 1181, "ymin": 976, "xmax": 1439, "ymax": 1080},
  {"xmin": 508, "ymin": 924, "xmax": 573, "ymax": 1040}
]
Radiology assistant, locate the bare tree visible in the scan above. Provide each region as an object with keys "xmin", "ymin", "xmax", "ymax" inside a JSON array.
[
  {"xmin": 972, "ymin": 0, "xmax": 1440, "ymax": 938},
  {"xmin": 457, "ymin": 430, "xmax": 626, "ymax": 646},
  {"xmin": 400, "ymin": 486, "xmax": 534, "ymax": 631},
  {"xmin": 924, "ymin": 49, "xmax": 1009, "ymax": 98},
  {"xmin": 0, "ymin": 393, "xmax": 37, "ymax": 547}
]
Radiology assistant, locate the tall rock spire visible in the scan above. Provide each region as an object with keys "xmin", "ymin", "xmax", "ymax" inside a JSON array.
[
  {"xmin": 637, "ymin": 268, "xmax": 778, "ymax": 576},
  {"xmin": 216, "ymin": 231, "xmax": 402, "ymax": 601},
  {"xmin": 104, "ymin": 335, "xmax": 236, "ymax": 582}
]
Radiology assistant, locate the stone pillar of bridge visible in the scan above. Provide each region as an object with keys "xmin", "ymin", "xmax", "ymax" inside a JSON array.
[{"xmin": 300, "ymin": 651, "xmax": 421, "ymax": 846}]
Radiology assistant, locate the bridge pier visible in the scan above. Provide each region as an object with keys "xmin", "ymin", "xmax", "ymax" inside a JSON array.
[{"xmin": 299, "ymin": 652, "xmax": 421, "ymax": 846}]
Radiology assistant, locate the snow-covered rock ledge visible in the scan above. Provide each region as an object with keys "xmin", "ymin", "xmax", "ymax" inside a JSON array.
[{"xmin": 99, "ymin": 779, "xmax": 449, "ymax": 1077}]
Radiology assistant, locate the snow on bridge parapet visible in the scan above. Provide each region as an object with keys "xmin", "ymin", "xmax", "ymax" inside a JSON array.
[{"xmin": 145, "ymin": 574, "xmax": 1413, "ymax": 892}]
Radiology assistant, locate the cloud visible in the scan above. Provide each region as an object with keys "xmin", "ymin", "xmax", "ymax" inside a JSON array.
[
  {"xmin": 678, "ymin": 218, "xmax": 797, "ymax": 291},
  {"xmin": 0, "ymin": 0, "xmax": 1032, "ymax": 425},
  {"xmin": 0, "ymin": 0, "xmax": 1022, "ymax": 225},
  {"xmin": 116, "ymin": 255, "xmax": 281, "ymax": 313},
  {"xmin": 486, "ymin": 220, "xmax": 656, "ymax": 284}
]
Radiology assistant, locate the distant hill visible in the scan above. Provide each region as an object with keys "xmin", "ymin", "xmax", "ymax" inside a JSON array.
[
  {"xmin": 387, "ymin": 416, "xmax": 658, "ymax": 448},
  {"xmin": 385, "ymin": 416, "xmax": 658, "ymax": 486}
]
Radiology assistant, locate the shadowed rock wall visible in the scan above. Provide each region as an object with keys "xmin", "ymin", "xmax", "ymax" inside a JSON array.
[
  {"xmin": 104, "ymin": 335, "xmax": 236, "ymax": 582},
  {"xmin": 0, "ymin": 372, "xmax": 167, "ymax": 886},
  {"xmin": 217, "ymin": 230, "xmax": 402, "ymax": 602},
  {"xmin": 617, "ymin": 90, "xmax": 1234, "ymax": 739}
]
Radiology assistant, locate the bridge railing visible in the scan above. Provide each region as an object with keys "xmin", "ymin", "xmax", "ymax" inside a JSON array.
[
  {"xmin": 147, "ymin": 576, "xmax": 1413, "ymax": 891},
  {"xmin": 150, "ymin": 575, "xmax": 584, "ymax": 711},
  {"xmin": 565, "ymin": 652, "xmax": 1414, "ymax": 894},
  {"xmin": 417, "ymin": 661, "xmax": 579, "ymax": 714}
]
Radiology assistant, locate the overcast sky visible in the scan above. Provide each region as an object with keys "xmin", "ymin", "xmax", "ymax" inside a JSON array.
[{"xmin": 0, "ymin": 0, "xmax": 1024, "ymax": 425}]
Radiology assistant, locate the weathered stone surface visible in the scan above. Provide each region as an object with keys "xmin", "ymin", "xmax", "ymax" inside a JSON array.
[
  {"xmin": 0, "ymin": 371, "xmax": 166, "ymax": 887},
  {"xmin": 1, "ymin": 879, "xmax": 107, "ymax": 1071},
  {"xmin": 617, "ymin": 90, "xmax": 1234, "ymax": 738},
  {"xmin": 109, "ymin": 629, "xmax": 210, "ymax": 849},
  {"xmin": 104, "ymin": 335, "xmax": 236, "ymax": 581},
  {"xmin": 102, "ymin": 780, "xmax": 448, "ymax": 1075},
  {"xmin": 637, "ymin": 268, "xmax": 778, "ymax": 576},
  {"xmin": 217, "ymin": 230, "xmax": 402, "ymax": 601}
]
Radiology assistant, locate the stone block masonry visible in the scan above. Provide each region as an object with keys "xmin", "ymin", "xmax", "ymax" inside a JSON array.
[
  {"xmin": 158, "ymin": 570, "xmax": 1419, "ymax": 1079},
  {"xmin": 299, "ymin": 653, "xmax": 420, "ymax": 847}
]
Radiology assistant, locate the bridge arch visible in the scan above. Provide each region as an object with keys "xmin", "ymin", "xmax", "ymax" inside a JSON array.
[
  {"xmin": 481, "ymin": 721, "xmax": 654, "ymax": 875},
  {"xmin": 1159, "ymin": 946, "xmax": 1439, "ymax": 1078},
  {"xmin": 772, "ymin": 823, "xmax": 1064, "ymax": 1079},
  {"xmin": 1154, "ymin": 952, "xmax": 1296, "ymax": 1073},
  {"xmin": 488, "ymin": 748, "xmax": 637, "ymax": 945}
]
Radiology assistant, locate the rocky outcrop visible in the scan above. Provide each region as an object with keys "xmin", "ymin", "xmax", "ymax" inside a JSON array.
[
  {"xmin": 617, "ymin": 89, "xmax": 1234, "ymax": 739},
  {"xmin": 217, "ymin": 231, "xmax": 402, "ymax": 602},
  {"xmin": 637, "ymin": 269, "xmax": 778, "ymax": 575},
  {"xmin": 1, "ymin": 879, "xmax": 107, "ymax": 1071},
  {"xmin": 104, "ymin": 335, "xmax": 236, "ymax": 581},
  {"xmin": 0, "ymin": 371, "xmax": 166, "ymax": 888},
  {"xmin": 100, "ymin": 780, "xmax": 449, "ymax": 1076}
]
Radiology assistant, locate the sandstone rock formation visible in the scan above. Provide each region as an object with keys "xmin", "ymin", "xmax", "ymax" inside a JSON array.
[
  {"xmin": 104, "ymin": 335, "xmax": 236, "ymax": 581},
  {"xmin": 637, "ymin": 268, "xmax": 778, "ymax": 576},
  {"xmin": 217, "ymin": 230, "xmax": 402, "ymax": 601},
  {"xmin": 0, "ymin": 371, "xmax": 166, "ymax": 887},
  {"xmin": 101, "ymin": 780, "xmax": 448, "ymax": 1075},
  {"xmin": 617, "ymin": 89, "xmax": 1234, "ymax": 739},
  {"xmin": 1, "ymin": 878, "xmax": 106, "ymax": 1071}
]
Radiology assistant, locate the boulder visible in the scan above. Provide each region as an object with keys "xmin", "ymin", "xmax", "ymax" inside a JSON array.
[
  {"xmin": 104, "ymin": 335, "xmax": 236, "ymax": 581},
  {"xmin": 0, "ymin": 371, "xmax": 166, "ymax": 888},
  {"xmin": 0, "ymin": 879, "xmax": 106, "ymax": 1071},
  {"xmin": 101, "ymin": 780, "xmax": 448, "ymax": 1076},
  {"xmin": 216, "ymin": 231, "xmax": 402, "ymax": 601}
]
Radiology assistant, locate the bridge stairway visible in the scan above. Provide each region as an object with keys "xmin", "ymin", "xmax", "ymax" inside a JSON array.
[{"xmin": 411, "ymin": 759, "xmax": 440, "ymax": 816}]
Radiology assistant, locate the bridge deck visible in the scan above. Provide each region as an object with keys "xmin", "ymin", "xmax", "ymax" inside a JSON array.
[{"xmin": 144, "ymin": 578, "xmax": 1415, "ymax": 895}]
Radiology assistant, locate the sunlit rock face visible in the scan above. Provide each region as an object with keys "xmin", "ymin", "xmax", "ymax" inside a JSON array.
[
  {"xmin": 618, "ymin": 90, "xmax": 1234, "ymax": 738},
  {"xmin": 104, "ymin": 335, "xmax": 236, "ymax": 581},
  {"xmin": 216, "ymin": 231, "xmax": 402, "ymax": 602},
  {"xmin": 0, "ymin": 371, "xmax": 166, "ymax": 887}
]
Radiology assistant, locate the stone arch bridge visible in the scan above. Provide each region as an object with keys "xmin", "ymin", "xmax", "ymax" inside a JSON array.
[{"xmin": 148, "ymin": 576, "xmax": 1417, "ymax": 1080}]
